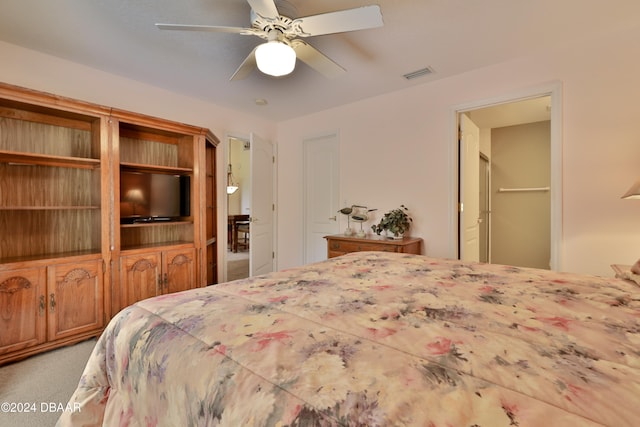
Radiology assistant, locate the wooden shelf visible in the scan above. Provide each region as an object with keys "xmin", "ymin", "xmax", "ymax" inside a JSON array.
[
  {"xmin": 120, "ymin": 241, "xmax": 194, "ymax": 254},
  {"xmin": 0, "ymin": 206, "xmax": 100, "ymax": 210},
  {"xmin": 120, "ymin": 220, "xmax": 192, "ymax": 228},
  {"xmin": 0, "ymin": 249, "xmax": 101, "ymax": 267},
  {"xmin": 120, "ymin": 162, "xmax": 192, "ymax": 174},
  {"xmin": 0, "ymin": 150, "xmax": 100, "ymax": 169}
]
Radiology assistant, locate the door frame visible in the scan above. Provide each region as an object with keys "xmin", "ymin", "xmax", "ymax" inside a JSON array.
[{"xmin": 449, "ymin": 82, "xmax": 563, "ymax": 270}]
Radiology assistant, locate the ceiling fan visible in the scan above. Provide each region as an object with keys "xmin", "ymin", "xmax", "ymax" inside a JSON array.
[{"xmin": 155, "ymin": 0, "xmax": 383, "ymax": 80}]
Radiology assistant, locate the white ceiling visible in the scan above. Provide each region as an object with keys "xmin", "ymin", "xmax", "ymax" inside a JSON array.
[{"xmin": 1, "ymin": 0, "xmax": 639, "ymax": 121}]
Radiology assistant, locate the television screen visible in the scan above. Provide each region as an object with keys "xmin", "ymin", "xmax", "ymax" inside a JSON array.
[{"xmin": 120, "ymin": 171, "xmax": 189, "ymax": 222}]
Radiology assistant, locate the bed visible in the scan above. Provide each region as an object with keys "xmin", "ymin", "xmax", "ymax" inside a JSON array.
[{"xmin": 57, "ymin": 252, "xmax": 639, "ymax": 426}]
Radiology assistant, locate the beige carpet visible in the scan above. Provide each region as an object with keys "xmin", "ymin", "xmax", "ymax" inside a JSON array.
[
  {"xmin": 0, "ymin": 338, "xmax": 96, "ymax": 427},
  {"xmin": 227, "ymin": 250, "xmax": 249, "ymax": 281},
  {"xmin": 227, "ymin": 259, "xmax": 249, "ymax": 281}
]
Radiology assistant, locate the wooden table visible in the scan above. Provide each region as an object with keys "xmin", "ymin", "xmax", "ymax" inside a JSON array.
[
  {"xmin": 324, "ymin": 234, "xmax": 422, "ymax": 258},
  {"xmin": 228, "ymin": 214, "xmax": 250, "ymax": 252}
]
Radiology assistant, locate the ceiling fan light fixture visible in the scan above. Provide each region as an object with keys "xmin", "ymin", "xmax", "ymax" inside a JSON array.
[{"xmin": 255, "ymin": 41, "xmax": 296, "ymax": 77}]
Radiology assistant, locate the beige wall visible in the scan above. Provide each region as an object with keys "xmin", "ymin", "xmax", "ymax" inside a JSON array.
[
  {"xmin": 491, "ymin": 122, "xmax": 550, "ymax": 269},
  {"xmin": 277, "ymin": 23, "xmax": 640, "ymax": 276}
]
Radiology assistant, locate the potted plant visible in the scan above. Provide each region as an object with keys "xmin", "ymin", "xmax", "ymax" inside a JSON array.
[{"xmin": 371, "ymin": 205, "xmax": 412, "ymax": 239}]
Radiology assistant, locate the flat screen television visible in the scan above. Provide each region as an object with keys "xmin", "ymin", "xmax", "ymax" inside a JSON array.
[{"xmin": 120, "ymin": 171, "xmax": 190, "ymax": 223}]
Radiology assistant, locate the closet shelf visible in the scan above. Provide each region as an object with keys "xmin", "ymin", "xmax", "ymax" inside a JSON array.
[{"xmin": 498, "ymin": 186, "xmax": 550, "ymax": 193}]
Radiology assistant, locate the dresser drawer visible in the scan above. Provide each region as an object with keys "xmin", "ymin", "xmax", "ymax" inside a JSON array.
[
  {"xmin": 325, "ymin": 235, "xmax": 423, "ymax": 259},
  {"xmin": 329, "ymin": 240, "xmax": 397, "ymax": 253}
]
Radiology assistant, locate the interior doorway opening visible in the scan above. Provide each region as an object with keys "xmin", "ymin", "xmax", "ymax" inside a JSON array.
[
  {"xmin": 226, "ymin": 136, "xmax": 250, "ymax": 281},
  {"xmin": 453, "ymin": 83, "xmax": 562, "ymax": 270}
]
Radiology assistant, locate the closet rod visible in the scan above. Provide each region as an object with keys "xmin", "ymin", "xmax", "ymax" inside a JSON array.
[{"xmin": 498, "ymin": 186, "xmax": 550, "ymax": 193}]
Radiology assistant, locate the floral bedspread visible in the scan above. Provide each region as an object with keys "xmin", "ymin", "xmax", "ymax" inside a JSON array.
[{"xmin": 58, "ymin": 252, "xmax": 640, "ymax": 426}]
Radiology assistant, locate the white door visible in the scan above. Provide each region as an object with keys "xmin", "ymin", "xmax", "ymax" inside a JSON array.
[
  {"xmin": 303, "ymin": 133, "xmax": 340, "ymax": 264},
  {"xmin": 460, "ymin": 114, "xmax": 480, "ymax": 262},
  {"xmin": 249, "ymin": 133, "xmax": 274, "ymax": 276}
]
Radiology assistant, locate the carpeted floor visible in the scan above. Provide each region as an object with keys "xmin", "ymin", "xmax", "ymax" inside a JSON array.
[
  {"xmin": 227, "ymin": 250, "xmax": 249, "ymax": 281},
  {"xmin": 0, "ymin": 338, "xmax": 96, "ymax": 427}
]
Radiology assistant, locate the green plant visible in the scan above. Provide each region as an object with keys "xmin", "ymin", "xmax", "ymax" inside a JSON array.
[{"xmin": 371, "ymin": 205, "xmax": 412, "ymax": 237}]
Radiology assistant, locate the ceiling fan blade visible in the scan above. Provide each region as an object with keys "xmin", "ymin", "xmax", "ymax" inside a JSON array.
[
  {"xmin": 247, "ymin": 0, "xmax": 279, "ymax": 19},
  {"xmin": 291, "ymin": 40, "xmax": 345, "ymax": 79},
  {"xmin": 293, "ymin": 5, "xmax": 383, "ymax": 37},
  {"xmin": 230, "ymin": 47, "xmax": 258, "ymax": 81},
  {"xmin": 155, "ymin": 23, "xmax": 250, "ymax": 34}
]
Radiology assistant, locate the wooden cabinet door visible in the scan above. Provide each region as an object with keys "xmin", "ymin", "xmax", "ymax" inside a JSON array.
[
  {"xmin": 0, "ymin": 268, "xmax": 47, "ymax": 355},
  {"xmin": 120, "ymin": 252, "xmax": 162, "ymax": 308},
  {"xmin": 48, "ymin": 260, "xmax": 104, "ymax": 341},
  {"xmin": 163, "ymin": 248, "xmax": 196, "ymax": 295}
]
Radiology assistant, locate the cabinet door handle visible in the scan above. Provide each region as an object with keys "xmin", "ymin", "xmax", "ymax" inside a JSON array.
[
  {"xmin": 158, "ymin": 274, "xmax": 163, "ymax": 288},
  {"xmin": 39, "ymin": 295, "xmax": 45, "ymax": 316},
  {"xmin": 49, "ymin": 293, "xmax": 56, "ymax": 312},
  {"xmin": 329, "ymin": 216, "xmax": 337, "ymax": 221},
  {"xmin": 164, "ymin": 273, "xmax": 168, "ymax": 288}
]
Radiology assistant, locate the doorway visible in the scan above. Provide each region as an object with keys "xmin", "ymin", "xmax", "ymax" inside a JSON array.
[
  {"xmin": 226, "ymin": 137, "xmax": 250, "ymax": 281},
  {"xmin": 224, "ymin": 133, "xmax": 275, "ymax": 281},
  {"xmin": 453, "ymin": 83, "xmax": 562, "ymax": 270}
]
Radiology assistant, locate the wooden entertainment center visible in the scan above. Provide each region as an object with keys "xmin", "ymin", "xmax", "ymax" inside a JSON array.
[{"xmin": 0, "ymin": 83, "xmax": 219, "ymax": 364}]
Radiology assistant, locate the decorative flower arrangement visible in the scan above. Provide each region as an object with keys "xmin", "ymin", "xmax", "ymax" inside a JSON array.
[{"xmin": 371, "ymin": 205, "xmax": 412, "ymax": 239}]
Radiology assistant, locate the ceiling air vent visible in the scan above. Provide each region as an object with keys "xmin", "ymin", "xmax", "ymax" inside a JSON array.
[{"xmin": 403, "ymin": 67, "xmax": 434, "ymax": 80}]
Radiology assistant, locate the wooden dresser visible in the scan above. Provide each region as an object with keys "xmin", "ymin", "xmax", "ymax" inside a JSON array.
[{"xmin": 325, "ymin": 235, "xmax": 422, "ymax": 258}]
